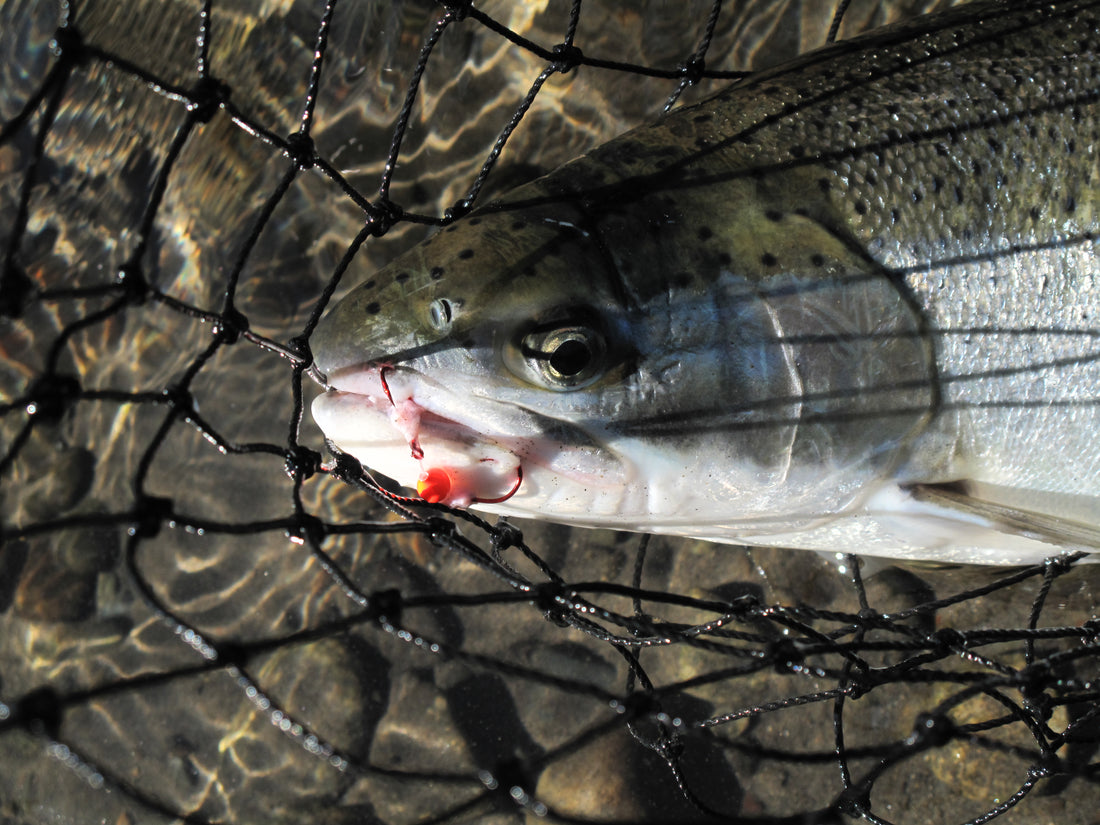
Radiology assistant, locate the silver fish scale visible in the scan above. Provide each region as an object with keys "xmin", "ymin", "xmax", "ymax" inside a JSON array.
[
  {"xmin": 762, "ymin": 0, "xmax": 1100, "ymax": 518},
  {"xmin": 751, "ymin": 4, "xmax": 1100, "ymax": 268},
  {"xmin": 648, "ymin": 0, "xmax": 1100, "ymax": 515},
  {"xmin": 580, "ymin": 0, "xmax": 1100, "ymax": 526}
]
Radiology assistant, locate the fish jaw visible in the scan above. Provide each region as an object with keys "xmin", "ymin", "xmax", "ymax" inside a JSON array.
[
  {"xmin": 312, "ymin": 365, "xmax": 526, "ymax": 507},
  {"xmin": 312, "ymin": 364, "xmax": 637, "ymax": 511}
]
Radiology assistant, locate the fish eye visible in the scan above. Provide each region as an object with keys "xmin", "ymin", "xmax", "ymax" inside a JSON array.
[
  {"xmin": 428, "ymin": 298, "xmax": 453, "ymax": 332},
  {"xmin": 548, "ymin": 337, "xmax": 591, "ymax": 377},
  {"xmin": 514, "ymin": 323, "xmax": 607, "ymax": 390}
]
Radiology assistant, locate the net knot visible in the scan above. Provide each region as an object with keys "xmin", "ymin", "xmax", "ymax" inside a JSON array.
[
  {"xmin": 490, "ymin": 519, "xmax": 524, "ymax": 553},
  {"xmin": 931, "ymin": 627, "xmax": 966, "ymax": 651},
  {"xmin": 283, "ymin": 132, "xmax": 316, "ymax": 170},
  {"xmin": 1082, "ymin": 617, "xmax": 1100, "ymax": 643},
  {"xmin": 49, "ymin": 26, "xmax": 88, "ymax": 67},
  {"xmin": 678, "ymin": 56, "xmax": 706, "ymax": 86},
  {"xmin": 287, "ymin": 512, "xmax": 326, "ymax": 546},
  {"xmin": 366, "ymin": 199, "xmax": 403, "ymax": 237},
  {"xmin": 857, "ymin": 606, "xmax": 881, "ymax": 624},
  {"xmin": 531, "ymin": 582, "xmax": 569, "ymax": 626},
  {"xmin": 161, "ymin": 384, "xmax": 195, "ymax": 414},
  {"xmin": 835, "ymin": 788, "xmax": 871, "ymax": 818},
  {"xmin": 284, "ymin": 446, "xmax": 322, "ymax": 480},
  {"xmin": 367, "ymin": 588, "xmax": 404, "ymax": 625},
  {"xmin": 287, "ymin": 334, "xmax": 312, "ymax": 365},
  {"xmin": 843, "ymin": 675, "xmax": 872, "ymax": 701},
  {"xmin": 12, "ymin": 687, "xmax": 63, "ymax": 739},
  {"xmin": 188, "ymin": 76, "xmax": 231, "ymax": 123},
  {"xmin": 0, "ymin": 264, "xmax": 35, "ymax": 318},
  {"xmin": 766, "ymin": 638, "xmax": 808, "ymax": 675},
  {"xmin": 211, "ymin": 639, "xmax": 248, "ymax": 670},
  {"xmin": 212, "ymin": 307, "xmax": 249, "ymax": 344},
  {"xmin": 612, "ymin": 692, "xmax": 658, "ymax": 720},
  {"xmin": 550, "ymin": 43, "xmax": 584, "ymax": 74},
  {"xmin": 423, "ymin": 516, "xmax": 458, "ymax": 544},
  {"xmin": 443, "ymin": 199, "xmax": 473, "ymax": 222},
  {"xmin": 329, "ymin": 450, "xmax": 364, "ymax": 481},
  {"xmin": 440, "ymin": 0, "xmax": 472, "ymax": 22},
  {"xmin": 128, "ymin": 495, "xmax": 174, "ymax": 539},
  {"xmin": 24, "ymin": 374, "xmax": 81, "ymax": 421},
  {"xmin": 478, "ymin": 760, "xmax": 542, "ymax": 814},
  {"xmin": 909, "ymin": 712, "xmax": 955, "ymax": 749},
  {"xmin": 1042, "ymin": 554, "xmax": 1076, "ymax": 575},
  {"xmin": 116, "ymin": 262, "xmax": 149, "ymax": 305},
  {"xmin": 1017, "ymin": 662, "xmax": 1055, "ymax": 719},
  {"xmin": 722, "ymin": 590, "xmax": 761, "ymax": 618},
  {"xmin": 1031, "ymin": 754, "xmax": 1064, "ymax": 780}
]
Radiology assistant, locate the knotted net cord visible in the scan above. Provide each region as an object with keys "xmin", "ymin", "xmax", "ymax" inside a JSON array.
[{"xmin": 2, "ymin": 1, "xmax": 1099, "ymax": 823}]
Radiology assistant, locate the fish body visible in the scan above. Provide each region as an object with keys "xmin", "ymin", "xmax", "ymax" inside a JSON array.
[{"xmin": 311, "ymin": 0, "xmax": 1100, "ymax": 564}]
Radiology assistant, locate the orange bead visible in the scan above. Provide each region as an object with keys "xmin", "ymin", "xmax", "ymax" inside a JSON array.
[{"xmin": 416, "ymin": 467, "xmax": 452, "ymax": 503}]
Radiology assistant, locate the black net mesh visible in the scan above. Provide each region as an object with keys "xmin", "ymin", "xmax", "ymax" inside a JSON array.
[{"xmin": 2, "ymin": 1, "xmax": 1099, "ymax": 823}]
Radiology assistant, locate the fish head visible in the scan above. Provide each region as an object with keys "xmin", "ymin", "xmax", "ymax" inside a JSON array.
[
  {"xmin": 311, "ymin": 193, "xmax": 653, "ymax": 514},
  {"xmin": 312, "ymin": 171, "xmax": 934, "ymax": 538}
]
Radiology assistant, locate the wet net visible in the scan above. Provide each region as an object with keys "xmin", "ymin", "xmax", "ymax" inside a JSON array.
[{"xmin": 2, "ymin": 1, "xmax": 1099, "ymax": 823}]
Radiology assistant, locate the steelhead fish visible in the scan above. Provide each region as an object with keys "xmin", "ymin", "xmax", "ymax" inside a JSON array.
[{"xmin": 311, "ymin": 0, "xmax": 1100, "ymax": 565}]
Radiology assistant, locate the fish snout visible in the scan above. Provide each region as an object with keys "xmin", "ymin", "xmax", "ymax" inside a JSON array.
[{"xmin": 311, "ymin": 280, "xmax": 443, "ymax": 380}]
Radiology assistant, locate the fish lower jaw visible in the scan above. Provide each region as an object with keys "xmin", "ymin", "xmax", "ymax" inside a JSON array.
[{"xmin": 312, "ymin": 389, "xmax": 524, "ymax": 506}]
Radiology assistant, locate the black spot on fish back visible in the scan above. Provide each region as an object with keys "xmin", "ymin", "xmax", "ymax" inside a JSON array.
[
  {"xmin": 606, "ymin": 140, "xmax": 646, "ymax": 169},
  {"xmin": 458, "ymin": 249, "xmax": 474, "ymax": 260},
  {"xmin": 430, "ymin": 267, "xmax": 444, "ymax": 280}
]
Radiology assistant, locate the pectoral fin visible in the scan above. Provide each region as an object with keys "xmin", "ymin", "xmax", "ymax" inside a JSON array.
[{"xmin": 904, "ymin": 482, "xmax": 1100, "ymax": 553}]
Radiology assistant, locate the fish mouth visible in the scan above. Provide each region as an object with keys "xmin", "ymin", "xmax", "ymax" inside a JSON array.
[{"xmin": 312, "ymin": 364, "xmax": 525, "ymax": 506}]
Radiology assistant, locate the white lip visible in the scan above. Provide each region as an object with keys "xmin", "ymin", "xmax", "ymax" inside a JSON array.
[
  {"xmin": 326, "ymin": 364, "xmax": 504, "ymax": 440},
  {"xmin": 312, "ymin": 390, "xmax": 421, "ymax": 481},
  {"xmin": 313, "ymin": 365, "xmax": 524, "ymax": 505},
  {"xmin": 325, "ymin": 365, "xmax": 398, "ymax": 403}
]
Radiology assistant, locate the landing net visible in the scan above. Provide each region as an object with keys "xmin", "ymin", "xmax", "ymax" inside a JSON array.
[{"xmin": 2, "ymin": 1, "xmax": 1098, "ymax": 823}]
